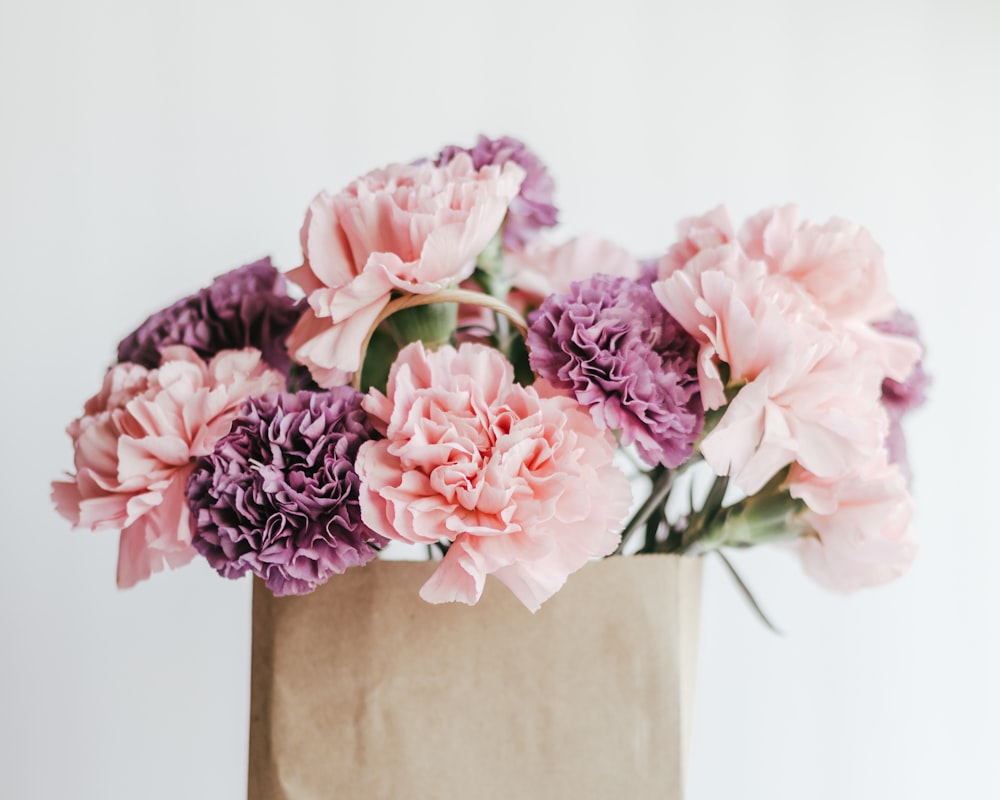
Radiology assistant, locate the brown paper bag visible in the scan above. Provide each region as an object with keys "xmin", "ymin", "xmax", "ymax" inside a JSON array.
[{"xmin": 248, "ymin": 554, "xmax": 702, "ymax": 800}]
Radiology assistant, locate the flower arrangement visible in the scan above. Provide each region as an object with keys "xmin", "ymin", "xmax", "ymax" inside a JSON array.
[{"xmin": 52, "ymin": 135, "xmax": 928, "ymax": 612}]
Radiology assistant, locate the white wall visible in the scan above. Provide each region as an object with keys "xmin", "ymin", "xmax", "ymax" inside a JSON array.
[{"xmin": 2, "ymin": 1, "xmax": 997, "ymax": 798}]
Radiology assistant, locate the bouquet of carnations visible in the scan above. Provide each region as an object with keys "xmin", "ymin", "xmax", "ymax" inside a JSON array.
[{"xmin": 52, "ymin": 134, "xmax": 928, "ymax": 613}]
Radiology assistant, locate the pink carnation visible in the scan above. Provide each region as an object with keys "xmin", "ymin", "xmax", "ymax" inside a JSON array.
[
  {"xmin": 662, "ymin": 204, "xmax": 900, "ymax": 326},
  {"xmin": 507, "ymin": 234, "xmax": 640, "ymax": 306},
  {"xmin": 658, "ymin": 205, "xmax": 736, "ymax": 279},
  {"xmin": 653, "ymin": 246, "xmax": 886, "ymax": 494},
  {"xmin": 355, "ymin": 342, "xmax": 632, "ymax": 612},
  {"xmin": 789, "ymin": 455, "xmax": 917, "ymax": 592},
  {"xmin": 51, "ymin": 346, "xmax": 284, "ymax": 588},
  {"xmin": 739, "ymin": 205, "xmax": 896, "ymax": 323},
  {"xmin": 285, "ymin": 154, "xmax": 525, "ymax": 387},
  {"xmin": 740, "ymin": 206, "xmax": 920, "ymax": 382},
  {"xmin": 659, "ymin": 205, "xmax": 919, "ymax": 384}
]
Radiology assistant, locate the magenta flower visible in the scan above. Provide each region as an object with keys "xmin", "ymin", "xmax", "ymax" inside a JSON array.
[
  {"xmin": 436, "ymin": 135, "xmax": 557, "ymax": 251},
  {"xmin": 186, "ymin": 389, "xmax": 386, "ymax": 596},
  {"xmin": 117, "ymin": 258, "xmax": 302, "ymax": 375},
  {"xmin": 528, "ymin": 274, "xmax": 703, "ymax": 468}
]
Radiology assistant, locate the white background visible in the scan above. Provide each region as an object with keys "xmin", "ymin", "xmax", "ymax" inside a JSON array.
[{"xmin": 2, "ymin": 1, "xmax": 998, "ymax": 798}]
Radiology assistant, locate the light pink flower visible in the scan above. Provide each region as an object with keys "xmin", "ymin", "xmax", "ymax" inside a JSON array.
[
  {"xmin": 652, "ymin": 245, "xmax": 781, "ymax": 409},
  {"xmin": 740, "ymin": 205, "xmax": 920, "ymax": 382},
  {"xmin": 285, "ymin": 154, "xmax": 525, "ymax": 387},
  {"xmin": 506, "ymin": 233, "xmax": 640, "ymax": 306},
  {"xmin": 658, "ymin": 205, "xmax": 736, "ymax": 279},
  {"xmin": 653, "ymin": 246, "xmax": 886, "ymax": 494},
  {"xmin": 739, "ymin": 205, "xmax": 897, "ymax": 324},
  {"xmin": 355, "ymin": 342, "xmax": 631, "ymax": 612},
  {"xmin": 789, "ymin": 455, "xmax": 917, "ymax": 592},
  {"xmin": 844, "ymin": 318, "xmax": 923, "ymax": 386},
  {"xmin": 658, "ymin": 205, "xmax": 919, "ymax": 384},
  {"xmin": 52, "ymin": 346, "xmax": 284, "ymax": 588}
]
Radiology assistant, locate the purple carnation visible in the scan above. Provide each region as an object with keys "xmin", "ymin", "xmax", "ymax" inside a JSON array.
[
  {"xmin": 874, "ymin": 311, "xmax": 930, "ymax": 482},
  {"xmin": 186, "ymin": 389, "xmax": 387, "ymax": 596},
  {"xmin": 874, "ymin": 311, "xmax": 930, "ymax": 415},
  {"xmin": 436, "ymin": 135, "xmax": 558, "ymax": 251},
  {"xmin": 527, "ymin": 274, "xmax": 704, "ymax": 468},
  {"xmin": 117, "ymin": 258, "xmax": 303, "ymax": 375},
  {"xmin": 637, "ymin": 257, "xmax": 660, "ymax": 287}
]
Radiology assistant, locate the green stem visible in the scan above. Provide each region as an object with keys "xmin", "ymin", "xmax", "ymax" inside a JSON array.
[
  {"xmin": 715, "ymin": 550, "xmax": 783, "ymax": 634},
  {"xmin": 386, "ymin": 303, "xmax": 458, "ymax": 350},
  {"xmin": 676, "ymin": 473, "xmax": 729, "ymax": 554},
  {"xmin": 692, "ymin": 470, "xmax": 808, "ymax": 554},
  {"xmin": 612, "ymin": 468, "xmax": 674, "ymax": 556},
  {"xmin": 640, "ymin": 506, "xmax": 664, "ymax": 554},
  {"xmin": 656, "ymin": 518, "xmax": 686, "ymax": 554}
]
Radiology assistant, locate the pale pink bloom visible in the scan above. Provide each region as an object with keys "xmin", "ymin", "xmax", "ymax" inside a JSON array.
[
  {"xmin": 699, "ymin": 334, "xmax": 887, "ymax": 495},
  {"xmin": 658, "ymin": 205, "xmax": 736, "ymax": 279},
  {"xmin": 52, "ymin": 346, "xmax": 284, "ymax": 588},
  {"xmin": 506, "ymin": 233, "xmax": 640, "ymax": 306},
  {"xmin": 844, "ymin": 319, "xmax": 923, "ymax": 386},
  {"xmin": 739, "ymin": 205, "xmax": 897, "ymax": 324},
  {"xmin": 355, "ymin": 342, "xmax": 631, "ymax": 612},
  {"xmin": 285, "ymin": 154, "xmax": 525, "ymax": 386},
  {"xmin": 739, "ymin": 205, "xmax": 920, "ymax": 382},
  {"xmin": 652, "ymin": 245, "xmax": 781, "ymax": 409},
  {"xmin": 789, "ymin": 454, "xmax": 917, "ymax": 592},
  {"xmin": 653, "ymin": 247, "xmax": 886, "ymax": 494}
]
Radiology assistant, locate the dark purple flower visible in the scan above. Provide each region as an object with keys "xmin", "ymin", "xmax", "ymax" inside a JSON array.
[
  {"xmin": 117, "ymin": 258, "xmax": 303, "ymax": 375},
  {"xmin": 436, "ymin": 135, "xmax": 558, "ymax": 251},
  {"xmin": 873, "ymin": 311, "xmax": 930, "ymax": 482},
  {"xmin": 186, "ymin": 389, "xmax": 386, "ymax": 596},
  {"xmin": 527, "ymin": 274, "xmax": 704, "ymax": 468}
]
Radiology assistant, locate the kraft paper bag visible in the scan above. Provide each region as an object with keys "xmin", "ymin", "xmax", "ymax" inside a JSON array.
[{"xmin": 248, "ymin": 554, "xmax": 702, "ymax": 800}]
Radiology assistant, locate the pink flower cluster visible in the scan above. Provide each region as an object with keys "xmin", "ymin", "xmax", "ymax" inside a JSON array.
[
  {"xmin": 653, "ymin": 205, "xmax": 924, "ymax": 590},
  {"xmin": 53, "ymin": 136, "xmax": 928, "ymax": 610},
  {"xmin": 357, "ymin": 342, "xmax": 631, "ymax": 611},
  {"xmin": 286, "ymin": 154, "xmax": 525, "ymax": 387},
  {"xmin": 52, "ymin": 347, "xmax": 284, "ymax": 587}
]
